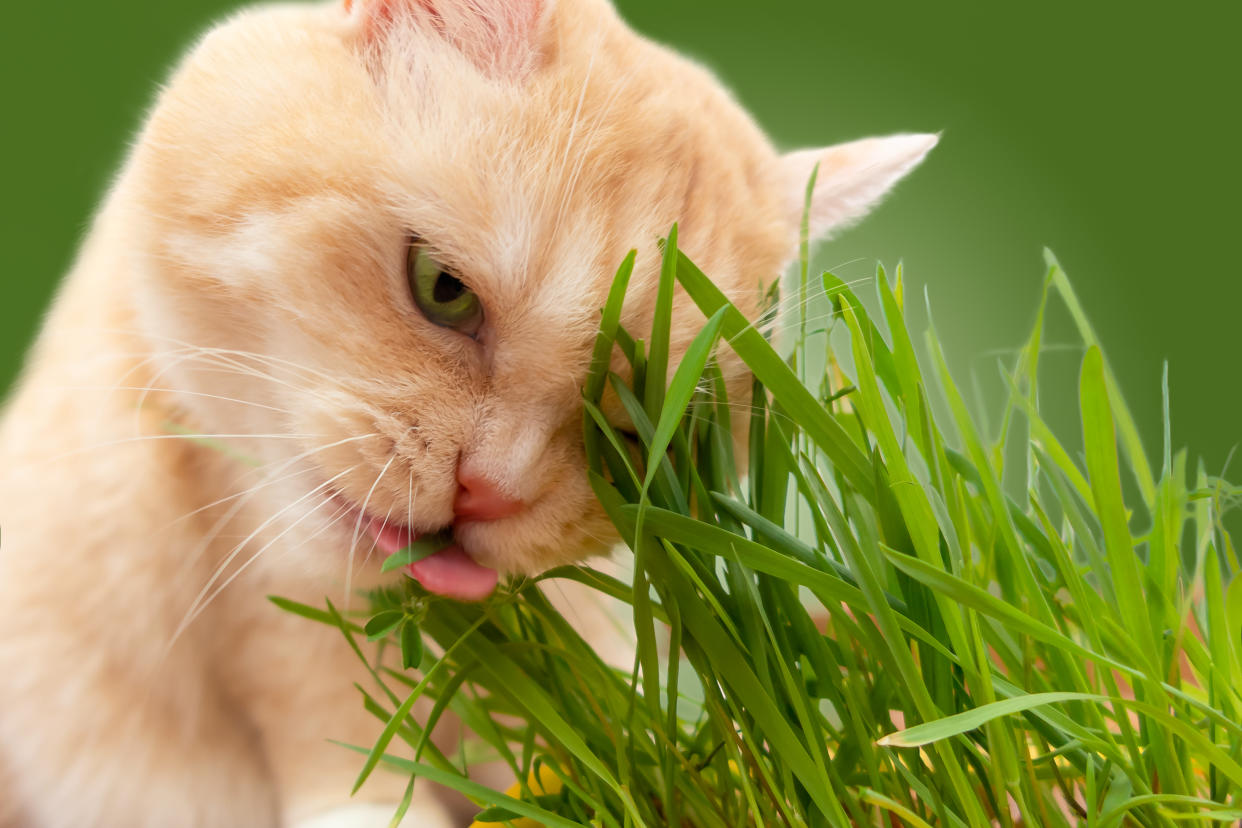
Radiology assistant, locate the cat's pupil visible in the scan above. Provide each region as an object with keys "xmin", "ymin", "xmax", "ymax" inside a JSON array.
[{"xmin": 433, "ymin": 273, "xmax": 466, "ymax": 304}]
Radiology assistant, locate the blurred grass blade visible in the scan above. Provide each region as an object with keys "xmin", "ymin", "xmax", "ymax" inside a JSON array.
[{"xmin": 879, "ymin": 692, "xmax": 1100, "ymax": 747}]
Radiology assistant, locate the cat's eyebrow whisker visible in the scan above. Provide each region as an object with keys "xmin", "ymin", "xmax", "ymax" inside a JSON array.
[
  {"xmin": 166, "ymin": 466, "xmax": 358, "ymax": 655},
  {"xmin": 721, "ymin": 274, "xmax": 875, "ymax": 345},
  {"xmin": 753, "ymin": 300, "xmax": 864, "ymax": 339},
  {"xmin": 345, "ymin": 453, "xmax": 399, "ymax": 607},
  {"xmin": 686, "ymin": 393, "xmax": 825, "ymax": 426},
  {"xmin": 716, "ymin": 272, "xmax": 871, "ymax": 339}
]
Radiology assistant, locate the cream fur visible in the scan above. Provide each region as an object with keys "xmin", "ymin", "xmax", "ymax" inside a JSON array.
[{"xmin": 0, "ymin": 1, "xmax": 932, "ymax": 824}]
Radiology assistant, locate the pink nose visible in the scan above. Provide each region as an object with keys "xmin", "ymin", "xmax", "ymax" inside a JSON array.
[{"xmin": 454, "ymin": 468, "xmax": 525, "ymax": 522}]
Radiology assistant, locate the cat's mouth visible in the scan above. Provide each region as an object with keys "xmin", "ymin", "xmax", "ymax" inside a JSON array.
[{"xmin": 330, "ymin": 496, "xmax": 499, "ymax": 602}]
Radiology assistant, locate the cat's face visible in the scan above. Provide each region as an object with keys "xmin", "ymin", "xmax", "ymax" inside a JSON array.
[{"xmin": 120, "ymin": 0, "xmax": 933, "ymax": 598}]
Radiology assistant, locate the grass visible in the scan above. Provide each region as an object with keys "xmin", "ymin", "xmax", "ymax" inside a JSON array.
[{"xmin": 276, "ymin": 228, "xmax": 1241, "ymax": 827}]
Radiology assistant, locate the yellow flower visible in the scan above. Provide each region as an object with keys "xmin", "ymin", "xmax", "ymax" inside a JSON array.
[{"xmin": 469, "ymin": 763, "xmax": 565, "ymax": 828}]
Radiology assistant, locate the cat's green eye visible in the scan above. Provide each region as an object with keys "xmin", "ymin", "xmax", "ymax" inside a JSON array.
[{"xmin": 407, "ymin": 242, "xmax": 483, "ymax": 337}]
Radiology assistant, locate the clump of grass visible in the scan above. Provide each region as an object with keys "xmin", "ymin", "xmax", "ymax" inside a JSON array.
[{"xmin": 278, "ymin": 228, "xmax": 1240, "ymax": 827}]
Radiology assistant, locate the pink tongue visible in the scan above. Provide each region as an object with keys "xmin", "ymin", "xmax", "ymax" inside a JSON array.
[
  {"xmin": 364, "ymin": 517, "xmax": 496, "ymax": 602},
  {"xmin": 407, "ymin": 545, "xmax": 498, "ymax": 602},
  {"xmin": 366, "ymin": 517, "xmax": 416, "ymax": 556}
]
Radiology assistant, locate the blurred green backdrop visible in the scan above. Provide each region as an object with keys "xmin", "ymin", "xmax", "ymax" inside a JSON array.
[{"xmin": 2, "ymin": 1, "xmax": 1238, "ymax": 478}]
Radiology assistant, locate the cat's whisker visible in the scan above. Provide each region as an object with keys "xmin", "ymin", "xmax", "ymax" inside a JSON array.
[
  {"xmin": 179, "ymin": 495, "xmax": 358, "ymax": 652},
  {"xmin": 352, "ymin": 496, "xmax": 398, "ymax": 604},
  {"xmin": 47, "ymin": 384, "xmax": 295, "ymax": 416},
  {"xmin": 166, "ymin": 433, "xmax": 380, "ymax": 531},
  {"xmin": 167, "ymin": 466, "xmax": 359, "ymax": 654},
  {"xmin": 87, "ymin": 340, "xmax": 319, "ymax": 403},
  {"xmin": 44, "ymin": 432, "xmax": 325, "ymax": 467},
  {"xmin": 345, "ymin": 453, "xmax": 399, "ymax": 607},
  {"xmin": 575, "ymin": 530, "xmax": 615, "ymax": 554},
  {"xmin": 137, "ymin": 348, "xmax": 281, "ymax": 435},
  {"xmin": 71, "ymin": 335, "xmax": 348, "ymax": 421},
  {"xmin": 62, "ymin": 344, "xmax": 342, "ymax": 433},
  {"xmin": 728, "ymin": 272, "xmax": 873, "ymax": 336},
  {"xmin": 144, "ymin": 350, "xmax": 341, "ymax": 409},
  {"xmin": 725, "ymin": 274, "xmax": 875, "ymax": 344},
  {"xmin": 406, "ymin": 466, "xmax": 417, "ymax": 555},
  {"xmin": 89, "ymin": 326, "xmax": 342, "ymax": 384},
  {"xmin": 165, "ymin": 435, "xmax": 382, "ymax": 587}
]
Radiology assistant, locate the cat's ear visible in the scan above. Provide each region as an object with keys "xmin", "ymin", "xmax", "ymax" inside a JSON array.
[
  {"xmin": 346, "ymin": 0, "xmax": 553, "ymax": 76},
  {"xmin": 781, "ymin": 133, "xmax": 938, "ymax": 241}
]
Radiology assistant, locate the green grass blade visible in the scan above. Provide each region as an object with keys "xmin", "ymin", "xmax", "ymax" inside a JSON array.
[
  {"xmin": 880, "ymin": 692, "xmax": 1104, "ymax": 748},
  {"xmin": 585, "ymin": 250, "xmax": 637, "ymax": 404},
  {"xmin": 1047, "ymin": 250, "xmax": 1157, "ymax": 504},
  {"xmin": 644, "ymin": 225, "xmax": 679, "ymax": 420},
  {"xmin": 337, "ymin": 745, "xmax": 588, "ymax": 828},
  {"xmin": 675, "ymin": 251, "xmax": 875, "ymax": 498},
  {"xmin": 380, "ymin": 533, "xmax": 452, "ymax": 573},
  {"xmin": 641, "ymin": 306, "xmax": 726, "ymax": 492},
  {"xmin": 1079, "ymin": 346, "xmax": 1156, "ymax": 663}
]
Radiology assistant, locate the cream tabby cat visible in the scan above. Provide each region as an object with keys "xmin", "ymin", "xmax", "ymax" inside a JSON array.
[{"xmin": 0, "ymin": 0, "xmax": 934, "ymax": 825}]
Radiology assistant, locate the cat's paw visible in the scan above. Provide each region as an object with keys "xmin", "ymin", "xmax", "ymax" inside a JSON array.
[{"xmin": 294, "ymin": 801, "xmax": 454, "ymax": 828}]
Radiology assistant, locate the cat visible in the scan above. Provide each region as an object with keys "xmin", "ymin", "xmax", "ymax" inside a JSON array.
[{"xmin": 0, "ymin": 0, "xmax": 934, "ymax": 825}]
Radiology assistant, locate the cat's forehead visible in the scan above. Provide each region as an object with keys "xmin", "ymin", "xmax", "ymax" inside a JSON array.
[{"xmin": 372, "ymin": 20, "xmax": 784, "ymax": 324}]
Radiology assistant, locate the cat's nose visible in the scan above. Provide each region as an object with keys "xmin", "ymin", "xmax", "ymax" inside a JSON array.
[{"xmin": 454, "ymin": 468, "xmax": 525, "ymax": 522}]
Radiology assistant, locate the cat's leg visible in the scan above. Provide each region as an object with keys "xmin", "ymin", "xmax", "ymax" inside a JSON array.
[
  {"xmin": 219, "ymin": 594, "xmax": 458, "ymax": 828},
  {"xmin": 292, "ymin": 797, "xmax": 455, "ymax": 828},
  {"xmin": 0, "ymin": 633, "xmax": 278, "ymax": 828}
]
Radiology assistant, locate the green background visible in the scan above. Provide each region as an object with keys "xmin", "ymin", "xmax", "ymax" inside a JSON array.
[{"xmin": 3, "ymin": 2, "xmax": 1238, "ymax": 479}]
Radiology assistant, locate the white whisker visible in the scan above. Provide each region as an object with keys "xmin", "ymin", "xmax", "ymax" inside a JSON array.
[
  {"xmin": 180, "ymin": 497, "xmax": 358, "ymax": 655},
  {"xmin": 164, "ymin": 433, "xmax": 378, "ymax": 532},
  {"xmin": 88, "ymin": 326, "xmax": 342, "ymax": 384},
  {"xmin": 345, "ymin": 453, "xmax": 398, "ymax": 608},
  {"xmin": 165, "ymin": 466, "xmax": 357, "ymax": 654},
  {"xmin": 47, "ymin": 384, "xmax": 294, "ymax": 415},
  {"xmin": 45, "ymin": 432, "xmax": 321, "ymax": 467}
]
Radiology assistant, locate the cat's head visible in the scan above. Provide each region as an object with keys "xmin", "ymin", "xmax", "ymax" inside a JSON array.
[{"xmin": 121, "ymin": 0, "xmax": 934, "ymax": 598}]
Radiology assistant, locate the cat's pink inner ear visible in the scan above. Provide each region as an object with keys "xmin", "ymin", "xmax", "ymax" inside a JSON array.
[
  {"xmin": 349, "ymin": 0, "xmax": 436, "ymax": 29},
  {"xmin": 351, "ymin": 0, "xmax": 551, "ymax": 76}
]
